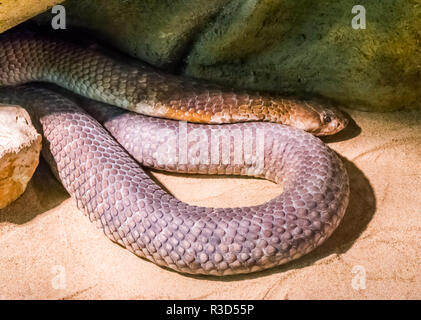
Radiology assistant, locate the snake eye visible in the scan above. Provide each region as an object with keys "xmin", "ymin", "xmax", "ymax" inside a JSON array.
[{"xmin": 323, "ymin": 114, "xmax": 331, "ymax": 123}]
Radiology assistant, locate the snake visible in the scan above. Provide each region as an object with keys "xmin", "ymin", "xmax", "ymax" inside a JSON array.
[{"xmin": 0, "ymin": 30, "xmax": 350, "ymax": 275}]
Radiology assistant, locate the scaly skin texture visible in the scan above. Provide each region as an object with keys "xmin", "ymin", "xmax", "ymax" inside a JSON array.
[
  {"xmin": 0, "ymin": 85, "xmax": 349, "ymax": 275},
  {"xmin": 0, "ymin": 31, "xmax": 348, "ymax": 135}
]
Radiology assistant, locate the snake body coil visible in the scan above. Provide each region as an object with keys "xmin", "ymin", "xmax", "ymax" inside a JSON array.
[{"xmin": 0, "ymin": 31, "xmax": 350, "ymax": 275}]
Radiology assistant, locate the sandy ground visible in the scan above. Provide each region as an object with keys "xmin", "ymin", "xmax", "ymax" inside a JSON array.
[{"xmin": 0, "ymin": 107, "xmax": 420, "ymax": 300}]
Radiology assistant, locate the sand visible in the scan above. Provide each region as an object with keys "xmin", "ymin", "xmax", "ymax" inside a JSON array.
[{"xmin": 0, "ymin": 108, "xmax": 420, "ymax": 300}]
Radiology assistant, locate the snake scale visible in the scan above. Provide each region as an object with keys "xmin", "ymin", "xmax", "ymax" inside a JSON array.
[{"xmin": 0, "ymin": 30, "xmax": 350, "ymax": 275}]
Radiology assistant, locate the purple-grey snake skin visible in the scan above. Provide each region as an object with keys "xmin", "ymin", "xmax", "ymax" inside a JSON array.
[{"xmin": 0, "ymin": 32, "xmax": 350, "ymax": 276}]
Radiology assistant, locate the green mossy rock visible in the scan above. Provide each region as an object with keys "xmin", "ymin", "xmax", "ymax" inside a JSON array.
[
  {"xmin": 38, "ymin": 0, "xmax": 421, "ymax": 111},
  {"xmin": 38, "ymin": 0, "xmax": 227, "ymax": 69}
]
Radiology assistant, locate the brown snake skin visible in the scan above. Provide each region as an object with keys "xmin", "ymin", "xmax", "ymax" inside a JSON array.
[
  {"xmin": 0, "ymin": 31, "xmax": 347, "ymax": 136},
  {"xmin": 0, "ymin": 31, "xmax": 350, "ymax": 275}
]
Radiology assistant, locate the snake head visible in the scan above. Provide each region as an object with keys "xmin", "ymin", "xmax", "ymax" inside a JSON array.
[
  {"xmin": 316, "ymin": 108, "xmax": 348, "ymax": 136},
  {"xmin": 291, "ymin": 101, "xmax": 348, "ymax": 136}
]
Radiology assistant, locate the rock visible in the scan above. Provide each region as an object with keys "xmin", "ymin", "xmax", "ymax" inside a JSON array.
[
  {"xmin": 36, "ymin": 0, "xmax": 227, "ymax": 69},
  {"xmin": 0, "ymin": 0, "xmax": 64, "ymax": 33},
  {"xmin": 0, "ymin": 105, "xmax": 42, "ymax": 209},
  {"xmin": 186, "ymin": 0, "xmax": 421, "ymax": 112},
  {"xmin": 34, "ymin": 0, "xmax": 420, "ymax": 112}
]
